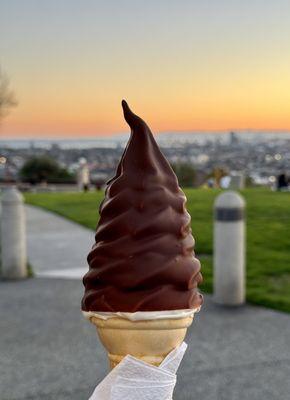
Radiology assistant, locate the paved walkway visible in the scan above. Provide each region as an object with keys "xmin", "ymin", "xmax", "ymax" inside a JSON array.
[
  {"xmin": 1, "ymin": 205, "xmax": 290, "ymax": 400},
  {"xmin": 26, "ymin": 205, "xmax": 94, "ymax": 278}
]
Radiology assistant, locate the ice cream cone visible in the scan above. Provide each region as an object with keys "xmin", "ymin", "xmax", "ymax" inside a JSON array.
[{"xmin": 89, "ymin": 315, "xmax": 193, "ymax": 369}]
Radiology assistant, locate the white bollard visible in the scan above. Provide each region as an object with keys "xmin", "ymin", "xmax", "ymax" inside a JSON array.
[
  {"xmin": 77, "ymin": 161, "xmax": 90, "ymax": 192},
  {"xmin": 214, "ymin": 191, "xmax": 245, "ymax": 305},
  {"xmin": 1, "ymin": 186, "xmax": 27, "ymax": 279}
]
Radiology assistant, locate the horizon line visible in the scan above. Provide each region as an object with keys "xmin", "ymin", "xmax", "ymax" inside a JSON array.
[{"xmin": 2, "ymin": 129, "xmax": 290, "ymax": 141}]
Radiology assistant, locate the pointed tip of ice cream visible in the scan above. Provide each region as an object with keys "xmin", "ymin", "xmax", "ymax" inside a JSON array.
[
  {"xmin": 121, "ymin": 99, "xmax": 128, "ymax": 110},
  {"xmin": 122, "ymin": 99, "xmax": 134, "ymax": 126},
  {"xmin": 121, "ymin": 99, "xmax": 144, "ymax": 129}
]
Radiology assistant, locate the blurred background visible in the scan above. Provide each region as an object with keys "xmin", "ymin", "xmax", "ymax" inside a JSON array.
[{"xmin": 1, "ymin": 1, "xmax": 290, "ymax": 400}]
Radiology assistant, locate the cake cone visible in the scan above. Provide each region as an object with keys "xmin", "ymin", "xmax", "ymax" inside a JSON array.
[{"xmin": 89, "ymin": 315, "xmax": 193, "ymax": 369}]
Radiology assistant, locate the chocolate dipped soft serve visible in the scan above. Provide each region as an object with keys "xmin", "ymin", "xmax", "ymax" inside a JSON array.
[{"xmin": 82, "ymin": 101, "xmax": 203, "ymax": 314}]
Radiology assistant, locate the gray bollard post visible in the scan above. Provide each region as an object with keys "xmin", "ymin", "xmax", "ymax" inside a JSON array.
[
  {"xmin": 1, "ymin": 186, "xmax": 27, "ymax": 279},
  {"xmin": 214, "ymin": 191, "xmax": 245, "ymax": 305}
]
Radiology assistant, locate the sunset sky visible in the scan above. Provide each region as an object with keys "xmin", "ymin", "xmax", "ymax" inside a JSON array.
[{"xmin": 1, "ymin": 0, "xmax": 290, "ymax": 138}]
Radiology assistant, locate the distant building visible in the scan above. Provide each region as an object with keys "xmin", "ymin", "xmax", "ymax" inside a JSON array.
[{"xmin": 229, "ymin": 132, "xmax": 239, "ymax": 146}]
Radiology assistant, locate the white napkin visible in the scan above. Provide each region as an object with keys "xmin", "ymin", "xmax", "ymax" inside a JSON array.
[{"xmin": 89, "ymin": 342, "xmax": 188, "ymax": 400}]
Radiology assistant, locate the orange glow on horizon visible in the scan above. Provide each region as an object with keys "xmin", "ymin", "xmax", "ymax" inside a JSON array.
[
  {"xmin": 3, "ymin": 93, "xmax": 290, "ymax": 138},
  {"xmin": 2, "ymin": 62, "xmax": 290, "ymax": 137}
]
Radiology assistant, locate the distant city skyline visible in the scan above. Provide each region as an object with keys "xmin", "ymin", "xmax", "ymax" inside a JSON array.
[{"xmin": 1, "ymin": 0, "xmax": 290, "ymax": 138}]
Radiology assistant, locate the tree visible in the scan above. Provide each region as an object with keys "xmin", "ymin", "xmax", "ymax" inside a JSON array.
[
  {"xmin": 0, "ymin": 67, "xmax": 17, "ymax": 121},
  {"xmin": 171, "ymin": 162, "xmax": 196, "ymax": 187},
  {"xmin": 20, "ymin": 156, "xmax": 75, "ymax": 184}
]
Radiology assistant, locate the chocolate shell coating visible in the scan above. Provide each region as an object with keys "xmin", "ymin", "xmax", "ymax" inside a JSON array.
[{"xmin": 82, "ymin": 101, "xmax": 203, "ymax": 312}]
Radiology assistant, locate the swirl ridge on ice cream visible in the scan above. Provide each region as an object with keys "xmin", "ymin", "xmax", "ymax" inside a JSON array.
[{"xmin": 82, "ymin": 101, "xmax": 203, "ymax": 312}]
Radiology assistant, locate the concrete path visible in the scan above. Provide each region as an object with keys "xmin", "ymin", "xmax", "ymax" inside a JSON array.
[
  {"xmin": 26, "ymin": 205, "xmax": 94, "ymax": 278},
  {"xmin": 1, "ymin": 279, "xmax": 290, "ymax": 400},
  {"xmin": 1, "ymin": 205, "xmax": 290, "ymax": 399}
]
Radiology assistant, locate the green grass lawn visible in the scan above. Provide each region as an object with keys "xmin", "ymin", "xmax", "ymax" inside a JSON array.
[{"xmin": 24, "ymin": 188, "xmax": 290, "ymax": 313}]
